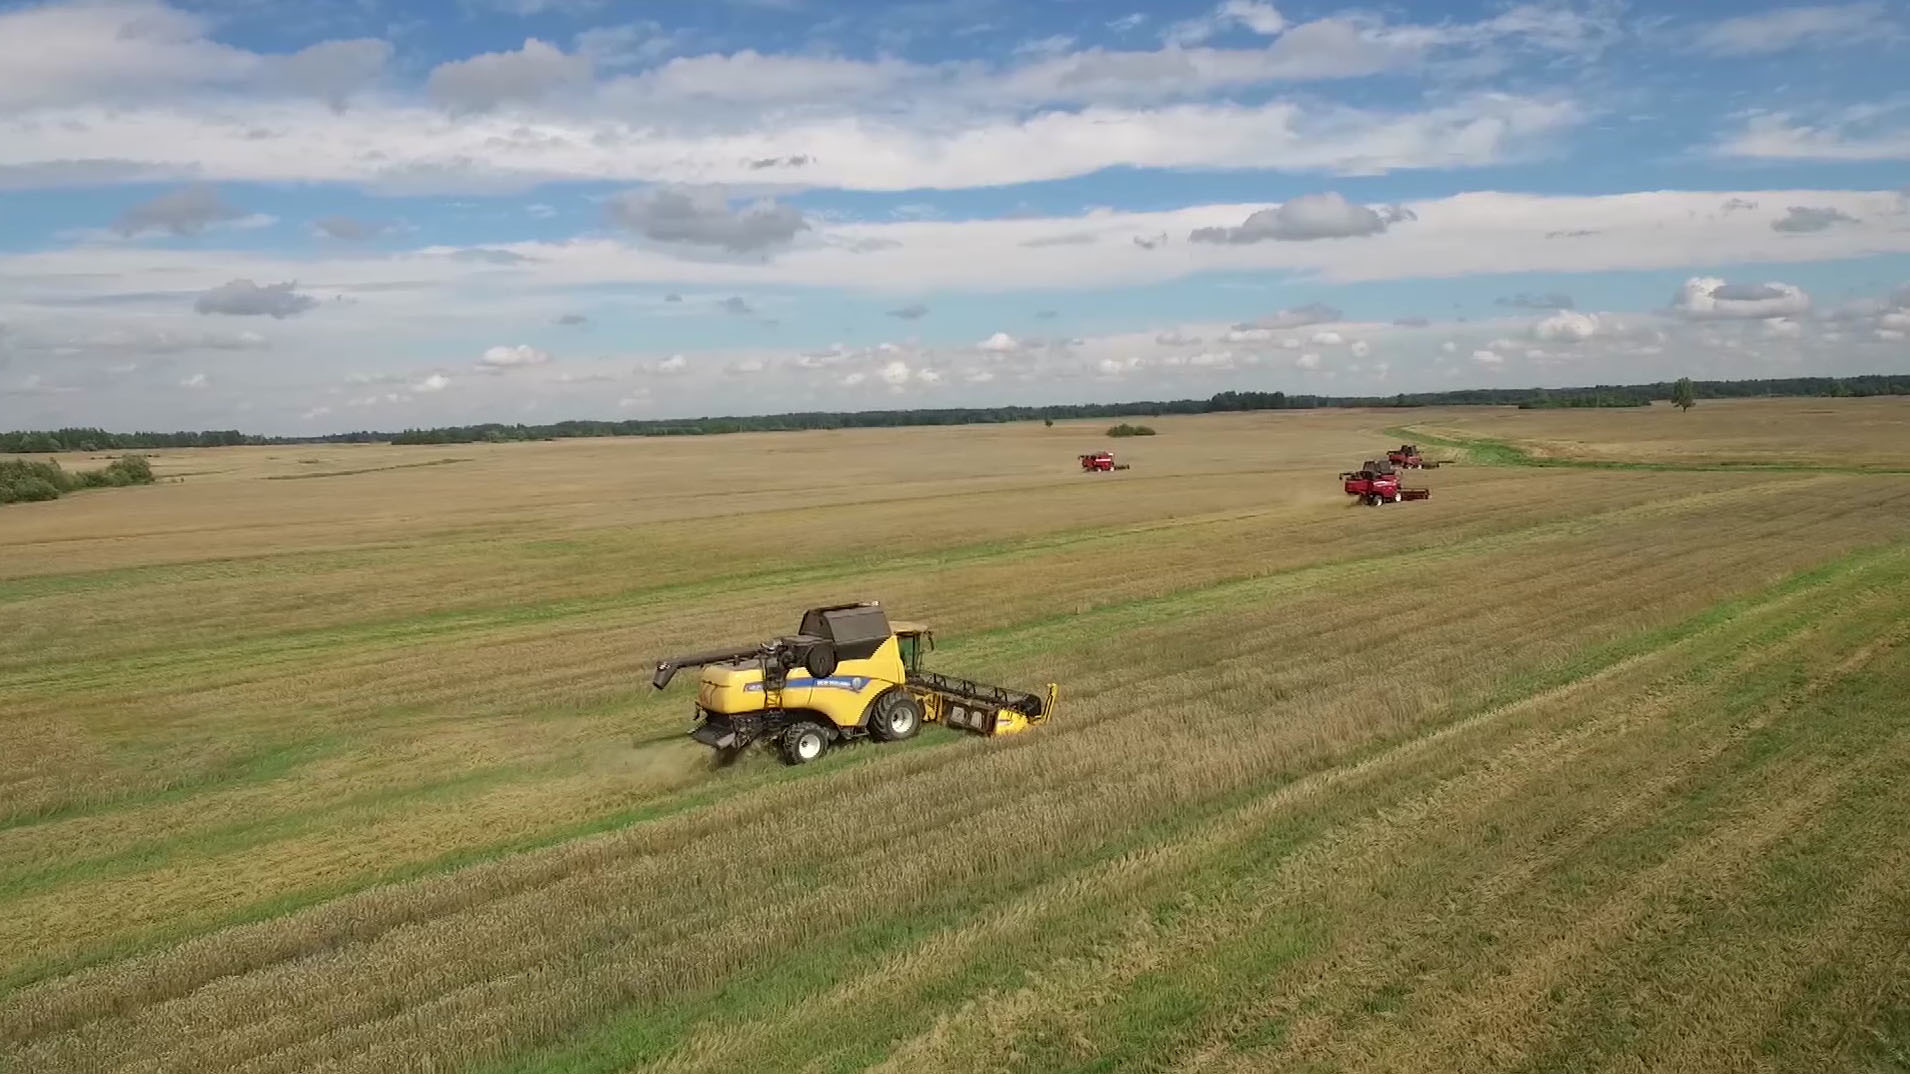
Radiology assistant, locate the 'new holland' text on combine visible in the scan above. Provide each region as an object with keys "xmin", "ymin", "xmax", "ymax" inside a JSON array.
[{"xmin": 743, "ymin": 676, "xmax": 872, "ymax": 693}]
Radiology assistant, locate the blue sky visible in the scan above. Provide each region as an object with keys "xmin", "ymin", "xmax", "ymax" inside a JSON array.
[{"xmin": 0, "ymin": 0, "xmax": 1907, "ymax": 433}]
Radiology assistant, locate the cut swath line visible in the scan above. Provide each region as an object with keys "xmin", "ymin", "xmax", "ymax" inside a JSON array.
[{"xmin": 262, "ymin": 458, "xmax": 471, "ymax": 480}]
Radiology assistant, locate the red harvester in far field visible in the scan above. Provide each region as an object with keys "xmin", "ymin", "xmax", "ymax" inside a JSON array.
[
  {"xmin": 1080, "ymin": 452, "xmax": 1130, "ymax": 472},
  {"xmin": 1386, "ymin": 443, "xmax": 1440, "ymax": 469},
  {"xmin": 1341, "ymin": 459, "xmax": 1430, "ymax": 506}
]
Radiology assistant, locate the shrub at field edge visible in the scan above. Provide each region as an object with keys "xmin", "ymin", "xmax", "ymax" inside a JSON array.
[{"xmin": 0, "ymin": 455, "xmax": 155, "ymax": 504}]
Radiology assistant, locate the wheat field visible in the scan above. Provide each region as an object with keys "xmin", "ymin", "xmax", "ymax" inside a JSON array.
[{"xmin": 3, "ymin": 398, "xmax": 1907, "ymax": 1074}]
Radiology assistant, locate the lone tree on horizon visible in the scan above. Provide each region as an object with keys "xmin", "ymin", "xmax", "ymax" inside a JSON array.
[{"xmin": 1671, "ymin": 376, "xmax": 1696, "ymax": 412}]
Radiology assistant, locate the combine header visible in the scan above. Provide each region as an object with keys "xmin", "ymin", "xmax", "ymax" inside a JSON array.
[
  {"xmin": 1080, "ymin": 451, "xmax": 1130, "ymax": 472},
  {"xmin": 651, "ymin": 601, "xmax": 1058, "ymax": 765},
  {"xmin": 1341, "ymin": 459, "xmax": 1430, "ymax": 506}
]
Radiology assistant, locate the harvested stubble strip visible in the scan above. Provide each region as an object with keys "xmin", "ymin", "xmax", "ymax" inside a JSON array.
[
  {"xmin": 3, "ymin": 478, "xmax": 1854, "ymax": 994},
  {"xmin": 1, "ymin": 477, "xmax": 1860, "ymax": 970},
  {"xmin": 8, "ymin": 507, "xmax": 1907, "ymax": 1073}
]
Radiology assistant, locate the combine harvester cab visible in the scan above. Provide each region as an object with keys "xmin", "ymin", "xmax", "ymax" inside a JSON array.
[
  {"xmin": 1342, "ymin": 459, "xmax": 1378, "ymax": 497},
  {"xmin": 651, "ymin": 601, "xmax": 1058, "ymax": 765}
]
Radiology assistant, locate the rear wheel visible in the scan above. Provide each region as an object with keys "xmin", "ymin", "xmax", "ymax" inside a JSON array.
[
  {"xmin": 1392, "ymin": 491, "xmax": 1402, "ymax": 503},
  {"xmin": 868, "ymin": 692, "xmax": 924, "ymax": 742},
  {"xmin": 779, "ymin": 720, "xmax": 830, "ymax": 765}
]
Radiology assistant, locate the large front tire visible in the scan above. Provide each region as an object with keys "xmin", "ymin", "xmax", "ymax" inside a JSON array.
[
  {"xmin": 868, "ymin": 692, "xmax": 924, "ymax": 742},
  {"xmin": 779, "ymin": 720, "xmax": 831, "ymax": 765}
]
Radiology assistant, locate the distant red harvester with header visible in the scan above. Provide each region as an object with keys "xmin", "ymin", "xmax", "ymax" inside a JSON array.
[
  {"xmin": 1080, "ymin": 452, "xmax": 1130, "ymax": 472},
  {"xmin": 1386, "ymin": 443, "xmax": 1439, "ymax": 469},
  {"xmin": 1341, "ymin": 459, "xmax": 1429, "ymax": 506}
]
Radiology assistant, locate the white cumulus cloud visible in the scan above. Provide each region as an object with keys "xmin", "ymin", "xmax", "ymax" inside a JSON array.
[
  {"xmin": 425, "ymin": 38, "xmax": 592, "ymax": 113},
  {"xmin": 1671, "ymin": 276, "xmax": 1812, "ymax": 320},
  {"xmin": 1532, "ymin": 309, "xmax": 1600, "ymax": 342},
  {"xmin": 1165, "ymin": 0, "xmax": 1288, "ymax": 44},
  {"xmin": 1190, "ymin": 193, "xmax": 1415, "ymax": 244},
  {"xmin": 480, "ymin": 344, "xmax": 552, "ymax": 368}
]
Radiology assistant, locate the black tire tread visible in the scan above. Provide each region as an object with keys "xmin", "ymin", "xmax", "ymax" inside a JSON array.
[
  {"xmin": 868, "ymin": 690, "xmax": 924, "ymax": 743},
  {"xmin": 779, "ymin": 720, "xmax": 831, "ymax": 765}
]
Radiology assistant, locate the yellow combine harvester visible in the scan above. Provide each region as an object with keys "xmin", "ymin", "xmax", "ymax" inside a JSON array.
[{"xmin": 650, "ymin": 601, "xmax": 1058, "ymax": 765}]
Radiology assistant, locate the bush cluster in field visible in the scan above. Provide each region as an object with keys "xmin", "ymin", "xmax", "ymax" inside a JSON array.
[
  {"xmin": 1107, "ymin": 423, "xmax": 1157, "ymax": 437},
  {"xmin": 0, "ymin": 455, "xmax": 154, "ymax": 504}
]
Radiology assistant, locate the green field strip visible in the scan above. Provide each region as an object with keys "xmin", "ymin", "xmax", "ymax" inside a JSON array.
[
  {"xmin": 1107, "ymin": 633, "xmax": 1909, "ymax": 1074},
  {"xmin": 937, "ymin": 475, "xmax": 1863, "ymax": 666},
  {"xmin": 0, "ymin": 736, "xmax": 345, "ymax": 832},
  {"xmin": 0, "ymin": 471, "xmax": 1867, "ymax": 906},
  {"xmin": 463, "ymin": 543, "xmax": 1910, "ymax": 1074},
  {"xmin": 0, "ymin": 474, "xmax": 1853, "ymax": 838},
  {"xmin": 468, "ymin": 800, "xmax": 1346, "ymax": 1074},
  {"xmin": 0, "ymin": 753, "xmax": 558, "ymax": 900},
  {"xmin": 1501, "ymin": 649, "xmax": 1910, "ymax": 1074},
  {"xmin": 1386, "ymin": 423, "xmax": 1910, "ymax": 474},
  {"xmin": 8, "ymin": 533, "xmax": 1901, "ymax": 1020},
  {"xmin": 853, "ymin": 570, "xmax": 1910, "ymax": 1074},
  {"xmin": 0, "ymin": 723, "xmax": 965, "ymax": 994}
]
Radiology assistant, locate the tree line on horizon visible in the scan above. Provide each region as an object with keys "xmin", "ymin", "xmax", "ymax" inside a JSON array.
[{"xmin": 5, "ymin": 374, "xmax": 1907, "ymax": 452}]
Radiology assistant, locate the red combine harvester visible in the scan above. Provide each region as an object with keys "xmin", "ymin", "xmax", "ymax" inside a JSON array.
[
  {"xmin": 1341, "ymin": 459, "xmax": 1430, "ymax": 506},
  {"xmin": 1080, "ymin": 452, "xmax": 1130, "ymax": 472},
  {"xmin": 1386, "ymin": 443, "xmax": 1439, "ymax": 469}
]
